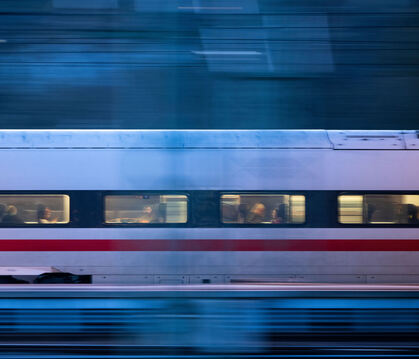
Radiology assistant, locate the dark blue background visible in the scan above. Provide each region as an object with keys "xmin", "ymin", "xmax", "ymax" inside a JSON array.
[{"xmin": 0, "ymin": 0, "xmax": 418, "ymax": 129}]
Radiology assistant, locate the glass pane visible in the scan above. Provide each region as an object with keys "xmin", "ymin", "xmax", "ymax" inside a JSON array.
[
  {"xmin": 339, "ymin": 194, "xmax": 419, "ymax": 224},
  {"xmin": 338, "ymin": 195, "xmax": 363, "ymax": 224},
  {"xmin": 0, "ymin": 195, "xmax": 70, "ymax": 224},
  {"xmin": 105, "ymin": 195, "xmax": 188, "ymax": 224},
  {"xmin": 290, "ymin": 195, "xmax": 306, "ymax": 224},
  {"xmin": 221, "ymin": 194, "xmax": 305, "ymax": 224}
]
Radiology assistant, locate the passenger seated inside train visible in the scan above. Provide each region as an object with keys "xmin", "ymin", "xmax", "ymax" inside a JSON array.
[
  {"xmin": 2, "ymin": 205, "xmax": 23, "ymax": 224},
  {"xmin": 136, "ymin": 205, "xmax": 155, "ymax": 223},
  {"xmin": 244, "ymin": 201, "xmax": 290, "ymax": 224},
  {"xmin": 0, "ymin": 195, "xmax": 69, "ymax": 225},
  {"xmin": 104, "ymin": 194, "xmax": 188, "ymax": 224},
  {"xmin": 221, "ymin": 194, "xmax": 305, "ymax": 224},
  {"xmin": 246, "ymin": 203, "xmax": 266, "ymax": 224},
  {"xmin": 271, "ymin": 203, "xmax": 288, "ymax": 224},
  {"xmin": 37, "ymin": 204, "xmax": 58, "ymax": 224}
]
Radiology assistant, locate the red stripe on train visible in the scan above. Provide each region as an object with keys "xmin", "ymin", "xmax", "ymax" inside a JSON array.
[{"xmin": 0, "ymin": 239, "xmax": 416, "ymax": 251}]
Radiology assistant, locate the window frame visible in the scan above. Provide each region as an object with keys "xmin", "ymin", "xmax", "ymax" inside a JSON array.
[
  {"xmin": 0, "ymin": 191, "xmax": 73, "ymax": 227},
  {"xmin": 2, "ymin": 190, "xmax": 418, "ymax": 228},
  {"xmin": 219, "ymin": 191, "xmax": 308, "ymax": 227},
  {"xmin": 337, "ymin": 191, "xmax": 419, "ymax": 227},
  {"xmin": 102, "ymin": 191, "xmax": 191, "ymax": 227}
]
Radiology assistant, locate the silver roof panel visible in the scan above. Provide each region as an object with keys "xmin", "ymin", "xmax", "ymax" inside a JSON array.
[
  {"xmin": 0, "ymin": 130, "xmax": 331, "ymax": 149},
  {"xmin": 0, "ymin": 130, "xmax": 416, "ymax": 150},
  {"xmin": 328, "ymin": 130, "xmax": 417, "ymax": 150}
]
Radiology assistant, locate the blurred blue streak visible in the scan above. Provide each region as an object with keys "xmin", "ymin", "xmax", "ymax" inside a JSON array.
[
  {"xmin": 0, "ymin": 0, "xmax": 418, "ymax": 129},
  {"xmin": 0, "ymin": 290, "xmax": 415, "ymax": 356}
]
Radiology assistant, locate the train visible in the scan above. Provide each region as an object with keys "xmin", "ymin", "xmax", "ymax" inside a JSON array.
[{"xmin": 0, "ymin": 129, "xmax": 418, "ymax": 284}]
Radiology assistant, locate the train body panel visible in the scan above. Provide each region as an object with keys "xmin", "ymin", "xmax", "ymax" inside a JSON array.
[
  {"xmin": 0, "ymin": 228, "xmax": 417, "ymax": 283},
  {"xmin": 0, "ymin": 148, "xmax": 418, "ymax": 190},
  {"xmin": 0, "ymin": 130, "xmax": 418, "ymax": 284}
]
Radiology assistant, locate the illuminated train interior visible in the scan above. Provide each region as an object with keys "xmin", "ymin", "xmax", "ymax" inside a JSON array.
[{"xmin": 0, "ymin": 191, "xmax": 419, "ymax": 227}]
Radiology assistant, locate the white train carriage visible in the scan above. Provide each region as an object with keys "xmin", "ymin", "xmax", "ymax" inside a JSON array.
[{"xmin": 0, "ymin": 130, "xmax": 418, "ymax": 284}]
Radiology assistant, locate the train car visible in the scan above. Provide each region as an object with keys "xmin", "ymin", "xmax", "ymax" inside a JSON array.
[{"xmin": 0, "ymin": 129, "xmax": 418, "ymax": 284}]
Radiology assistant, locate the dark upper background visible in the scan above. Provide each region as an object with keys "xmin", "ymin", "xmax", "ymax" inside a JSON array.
[{"xmin": 0, "ymin": 0, "xmax": 418, "ymax": 129}]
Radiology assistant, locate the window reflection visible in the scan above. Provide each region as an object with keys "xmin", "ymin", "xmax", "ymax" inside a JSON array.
[
  {"xmin": 339, "ymin": 194, "xmax": 419, "ymax": 224},
  {"xmin": 221, "ymin": 194, "xmax": 305, "ymax": 224},
  {"xmin": 0, "ymin": 195, "xmax": 69, "ymax": 225},
  {"xmin": 105, "ymin": 195, "xmax": 188, "ymax": 224}
]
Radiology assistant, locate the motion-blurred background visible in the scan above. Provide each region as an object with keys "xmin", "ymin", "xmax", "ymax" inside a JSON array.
[{"xmin": 0, "ymin": 0, "xmax": 418, "ymax": 129}]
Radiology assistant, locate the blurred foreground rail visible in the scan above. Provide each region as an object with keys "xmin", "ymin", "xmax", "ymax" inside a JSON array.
[{"xmin": 0, "ymin": 284, "xmax": 416, "ymax": 357}]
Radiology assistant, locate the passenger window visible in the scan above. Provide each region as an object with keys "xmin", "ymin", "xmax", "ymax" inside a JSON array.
[
  {"xmin": 0, "ymin": 195, "xmax": 70, "ymax": 225},
  {"xmin": 339, "ymin": 194, "xmax": 419, "ymax": 224},
  {"xmin": 221, "ymin": 194, "xmax": 305, "ymax": 224},
  {"xmin": 105, "ymin": 195, "xmax": 188, "ymax": 224}
]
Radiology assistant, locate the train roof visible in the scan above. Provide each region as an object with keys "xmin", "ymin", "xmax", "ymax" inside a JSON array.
[{"xmin": 0, "ymin": 130, "xmax": 417, "ymax": 150}]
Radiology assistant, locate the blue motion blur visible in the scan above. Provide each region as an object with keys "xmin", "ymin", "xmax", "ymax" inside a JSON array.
[
  {"xmin": 0, "ymin": 285, "xmax": 418, "ymax": 358},
  {"xmin": 0, "ymin": 0, "xmax": 418, "ymax": 129}
]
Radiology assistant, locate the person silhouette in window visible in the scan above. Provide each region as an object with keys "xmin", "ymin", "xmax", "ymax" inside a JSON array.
[{"xmin": 2, "ymin": 205, "xmax": 23, "ymax": 224}]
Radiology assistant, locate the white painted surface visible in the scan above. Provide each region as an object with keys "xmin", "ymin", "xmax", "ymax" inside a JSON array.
[{"xmin": 0, "ymin": 130, "xmax": 416, "ymax": 283}]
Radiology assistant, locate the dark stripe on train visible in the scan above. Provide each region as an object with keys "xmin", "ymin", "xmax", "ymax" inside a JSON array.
[
  {"xmin": 0, "ymin": 190, "xmax": 418, "ymax": 228},
  {"xmin": 0, "ymin": 239, "xmax": 417, "ymax": 251}
]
